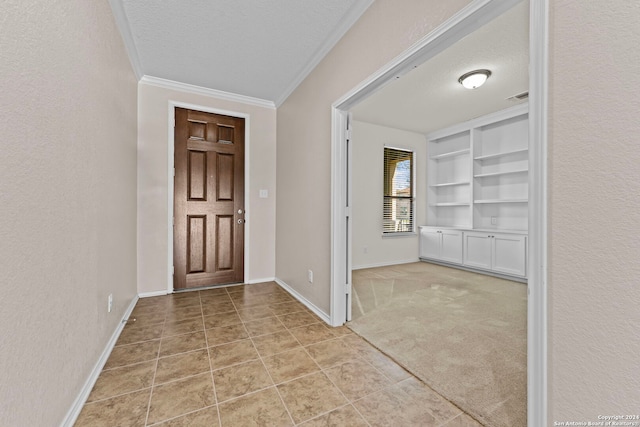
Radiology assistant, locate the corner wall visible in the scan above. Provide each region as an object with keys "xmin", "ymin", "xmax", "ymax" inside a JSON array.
[
  {"xmin": 137, "ymin": 83, "xmax": 277, "ymax": 295},
  {"xmin": 276, "ymin": 0, "xmax": 473, "ymax": 316},
  {"xmin": 0, "ymin": 1, "xmax": 138, "ymax": 425},
  {"xmin": 351, "ymin": 121, "xmax": 426, "ymax": 269}
]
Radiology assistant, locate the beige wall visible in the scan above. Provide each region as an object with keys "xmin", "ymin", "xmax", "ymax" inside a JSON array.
[
  {"xmin": 0, "ymin": 1, "xmax": 138, "ymax": 425},
  {"xmin": 137, "ymin": 83, "xmax": 277, "ymax": 295},
  {"xmin": 351, "ymin": 121, "xmax": 426, "ymax": 268},
  {"xmin": 548, "ymin": 0, "xmax": 640, "ymax": 420},
  {"xmin": 277, "ymin": 0, "xmax": 640, "ymax": 419}
]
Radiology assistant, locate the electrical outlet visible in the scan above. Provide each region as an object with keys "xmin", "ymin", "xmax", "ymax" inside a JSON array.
[
  {"xmin": 491, "ymin": 216, "xmax": 497, "ymax": 225},
  {"xmin": 108, "ymin": 294, "xmax": 113, "ymax": 313},
  {"xmin": 307, "ymin": 270, "xmax": 313, "ymax": 284}
]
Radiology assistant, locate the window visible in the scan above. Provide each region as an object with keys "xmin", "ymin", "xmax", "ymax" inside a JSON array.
[{"xmin": 383, "ymin": 147, "xmax": 414, "ymax": 234}]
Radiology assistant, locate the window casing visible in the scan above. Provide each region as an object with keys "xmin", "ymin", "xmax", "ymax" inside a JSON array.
[{"xmin": 383, "ymin": 147, "xmax": 414, "ymax": 234}]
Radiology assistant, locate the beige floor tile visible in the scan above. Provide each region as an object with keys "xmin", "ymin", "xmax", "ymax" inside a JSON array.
[
  {"xmin": 298, "ymin": 404, "xmax": 369, "ymax": 427},
  {"xmin": 353, "ymin": 384, "xmax": 437, "ymax": 427},
  {"xmin": 289, "ymin": 323, "xmax": 336, "ymax": 346},
  {"xmin": 154, "ymin": 349, "xmax": 210, "ymax": 385},
  {"xmin": 163, "ymin": 317, "xmax": 204, "ymax": 337},
  {"xmin": 277, "ymin": 372, "xmax": 347, "ymax": 424},
  {"xmin": 117, "ymin": 322, "xmax": 164, "ymax": 346},
  {"xmin": 277, "ymin": 311, "xmax": 319, "ymax": 328},
  {"xmin": 397, "ymin": 377, "xmax": 462, "ymax": 424},
  {"xmin": 150, "ymin": 406, "xmax": 220, "ymax": 427},
  {"xmin": 209, "ymin": 339, "xmax": 259, "ymax": 369},
  {"xmin": 305, "ymin": 338, "xmax": 357, "ymax": 369},
  {"xmin": 204, "ymin": 311, "xmax": 243, "ymax": 329},
  {"xmin": 87, "ymin": 361, "xmax": 156, "ymax": 402},
  {"xmin": 236, "ymin": 305, "xmax": 276, "ymax": 322},
  {"xmin": 166, "ymin": 296, "xmax": 202, "ymax": 309},
  {"xmin": 244, "ymin": 316, "xmax": 286, "ymax": 337},
  {"xmin": 147, "ymin": 373, "xmax": 215, "ymax": 425},
  {"xmin": 262, "ymin": 348, "xmax": 320, "ymax": 384},
  {"xmin": 202, "ymin": 301, "xmax": 237, "ymax": 316},
  {"xmin": 251, "ymin": 331, "xmax": 301, "ymax": 357},
  {"xmin": 218, "ymin": 387, "xmax": 293, "ymax": 427},
  {"xmin": 129, "ymin": 310, "xmax": 167, "ymax": 326},
  {"xmin": 213, "ymin": 360, "xmax": 273, "ymax": 402},
  {"xmin": 269, "ymin": 301, "xmax": 308, "ymax": 316},
  {"xmin": 198, "ymin": 287, "xmax": 230, "ymax": 297},
  {"xmin": 164, "ymin": 304, "xmax": 203, "ymax": 322},
  {"xmin": 324, "ymin": 358, "xmax": 392, "ymax": 401},
  {"xmin": 360, "ymin": 348, "xmax": 412, "ymax": 383},
  {"xmin": 206, "ymin": 324, "xmax": 248, "ymax": 346},
  {"xmin": 74, "ymin": 388, "xmax": 150, "ymax": 427},
  {"xmin": 105, "ymin": 340, "xmax": 160, "ymax": 369},
  {"xmin": 159, "ymin": 331, "xmax": 207, "ymax": 357}
]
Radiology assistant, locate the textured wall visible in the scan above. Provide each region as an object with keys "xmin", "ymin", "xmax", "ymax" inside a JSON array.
[
  {"xmin": 276, "ymin": 0, "xmax": 473, "ymax": 314},
  {"xmin": 137, "ymin": 83, "xmax": 277, "ymax": 295},
  {"xmin": 351, "ymin": 121, "xmax": 426, "ymax": 268},
  {"xmin": 548, "ymin": 0, "xmax": 640, "ymax": 420},
  {"xmin": 0, "ymin": 1, "xmax": 138, "ymax": 425}
]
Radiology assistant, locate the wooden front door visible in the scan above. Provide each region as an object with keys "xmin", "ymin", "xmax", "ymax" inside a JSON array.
[{"xmin": 173, "ymin": 108, "xmax": 245, "ymax": 289}]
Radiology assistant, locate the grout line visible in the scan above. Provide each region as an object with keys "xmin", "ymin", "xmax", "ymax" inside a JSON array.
[
  {"xmin": 143, "ymin": 307, "xmax": 167, "ymax": 426},
  {"xmin": 201, "ymin": 290, "xmax": 223, "ymax": 427},
  {"xmin": 145, "ymin": 404, "xmax": 217, "ymax": 426}
]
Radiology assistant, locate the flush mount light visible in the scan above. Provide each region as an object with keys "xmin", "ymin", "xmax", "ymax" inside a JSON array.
[{"xmin": 458, "ymin": 69, "xmax": 492, "ymax": 89}]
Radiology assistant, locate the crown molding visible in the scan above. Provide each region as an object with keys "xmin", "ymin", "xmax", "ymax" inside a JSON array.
[
  {"xmin": 274, "ymin": 0, "xmax": 375, "ymax": 107},
  {"xmin": 140, "ymin": 76, "xmax": 276, "ymax": 109},
  {"xmin": 108, "ymin": 0, "xmax": 143, "ymax": 79}
]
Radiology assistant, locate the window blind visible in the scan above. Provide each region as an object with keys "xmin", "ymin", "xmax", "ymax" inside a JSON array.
[{"xmin": 383, "ymin": 147, "xmax": 414, "ymax": 233}]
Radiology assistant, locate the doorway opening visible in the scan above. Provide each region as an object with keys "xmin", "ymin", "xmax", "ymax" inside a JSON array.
[{"xmin": 330, "ymin": 0, "xmax": 547, "ymax": 424}]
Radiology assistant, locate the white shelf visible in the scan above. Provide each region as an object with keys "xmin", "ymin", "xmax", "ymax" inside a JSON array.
[
  {"xmin": 474, "ymin": 169, "xmax": 528, "ymax": 178},
  {"xmin": 432, "ymin": 202, "xmax": 470, "ymax": 207},
  {"xmin": 474, "ymin": 148, "xmax": 528, "ymax": 161},
  {"xmin": 474, "ymin": 199, "xmax": 528, "ymax": 204},
  {"xmin": 431, "ymin": 181, "xmax": 470, "ymax": 188},
  {"xmin": 430, "ymin": 148, "xmax": 470, "ymax": 160}
]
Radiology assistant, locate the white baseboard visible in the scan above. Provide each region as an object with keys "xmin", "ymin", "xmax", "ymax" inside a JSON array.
[
  {"xmin": 274, "ymin": 278, "xmax": 331, "ymax": 325},
  {"xmin": 352, "ymin": 258, "xmax": 420, "ymax": 270},
  {"xmin": 138, "ymin": 290, "xmax": 170, "ymax": 298},
  {"xmin": 61, "ymin": 295, "xmax": 139, "ymax": 427},
  {"xmin": 246, "ymin": 277, "xmax": 276, "ymax": 285}
]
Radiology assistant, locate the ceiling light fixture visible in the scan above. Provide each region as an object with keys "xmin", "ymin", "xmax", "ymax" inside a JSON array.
[{"xmin": 458, "ymin": 69, "xmax": 492, "ymax": 89}]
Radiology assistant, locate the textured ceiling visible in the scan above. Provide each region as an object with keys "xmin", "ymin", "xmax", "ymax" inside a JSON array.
[
  {"xmin": 118, "ymin": 0, "xmax": 372, "ymax": 103},
  {"xmin": 351, "ymin": 1, "xmax": 529, "ymax": 135}
]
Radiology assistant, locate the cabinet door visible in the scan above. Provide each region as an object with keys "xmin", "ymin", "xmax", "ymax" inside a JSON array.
[
  {"xmin": 419, "ymin": 227, "xmax": 441, "ymax": 259},
  {"xmin": 492, "ymin": 233, "xmax": 526, "ymax": 277},
  {"xmin": 463, "ymin": 232, "xmax": 492, "ymax": 270},
  {"xmin": 440, "ymin": 229, "xmax": 463, "ymax": 264}
]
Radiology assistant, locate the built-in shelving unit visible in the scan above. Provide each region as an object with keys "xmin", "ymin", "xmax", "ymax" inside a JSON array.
[{"xmin": 422, "ymin": 104, "xmax": 529, "ymax": 280}]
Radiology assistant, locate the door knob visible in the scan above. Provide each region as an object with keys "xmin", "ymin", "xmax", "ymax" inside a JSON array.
[{"xmin": 238, "ymin": 209, "xmax": 243, "ymax": 215}]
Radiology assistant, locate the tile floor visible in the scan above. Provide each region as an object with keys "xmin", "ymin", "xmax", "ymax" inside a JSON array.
[{"xmin": 75, "ymin": 281, "xmax": 482, "ymax": 426}]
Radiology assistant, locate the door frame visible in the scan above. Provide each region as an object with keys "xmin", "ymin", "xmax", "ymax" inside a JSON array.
[
  {"xmin": 330, "ymin": 0, "xmax": 548, "ymax": 424},
  {"xmin": 167, "ymin": 101, "xmax": 251, "ymax": 293}
]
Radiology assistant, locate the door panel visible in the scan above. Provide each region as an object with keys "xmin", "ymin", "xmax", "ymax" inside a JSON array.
[
  {"xmin": 463, "ymin": 232, "xmax": 492, "ymax": 270},
  {"xmin": 419, "ymin": 227, "xmax": 441, "ymax": 259},
  {"xmin": 174, "ymin": 108, "xmax": 245, "ymax": 289},
  {"xmin": 492, "ymin": 233, "xmax": 526, "ymax": 276},
  {"xmin": 440, "ymin": 230, "xmax": 463, "ymax": 264}
]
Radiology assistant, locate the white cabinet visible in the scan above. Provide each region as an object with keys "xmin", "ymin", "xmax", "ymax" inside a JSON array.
[
  {"xmin": 419, "ymin": 227, "xmax": 463, "ymax": 264},
  {"xmin": 463, "ymin": 231, "xmax": 526, "ymax": 277}
]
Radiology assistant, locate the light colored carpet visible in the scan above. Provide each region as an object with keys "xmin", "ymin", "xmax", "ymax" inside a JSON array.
[{"xmin": 348, "ymin": 262, "xmax": 527, "ymax": 427}]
